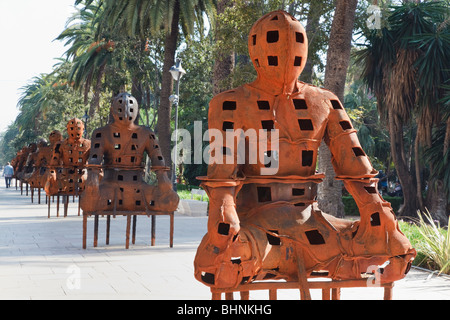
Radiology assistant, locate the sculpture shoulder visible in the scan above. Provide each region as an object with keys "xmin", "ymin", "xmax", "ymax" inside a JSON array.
[
  {"xmin": 209, "ymin": 86, "xmax": 247, "ymax": 111},
  {"xmin": 298, "ymin": 82, "xmax": 343, "ymax": 112},
  {"xmin": 299, "ymin": 82, "xmax": 339, "ymax": 101}
]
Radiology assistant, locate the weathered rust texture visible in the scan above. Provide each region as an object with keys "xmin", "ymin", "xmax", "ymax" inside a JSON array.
[
  {"xmin": 194, "ymin": 11, "xmax": 416, "ymax": 297},
  {"xmin": 80, "ymin": 93, "xmax": 179, "ymax": 248},
  {"xmin": 44, "ymin": 119, "xmax": 91, "ymax": 196},
  {"xmin": 28, "ymin": 131, "xmax": 63, "ymax": 190}
]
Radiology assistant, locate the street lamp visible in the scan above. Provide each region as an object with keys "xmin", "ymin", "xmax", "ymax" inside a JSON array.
[
  {"xmin": 81, "ymin": 111, "xmax": 89, "ymax": 138},
  {"xmin": 169, "ymin": 58, "xmax": 186, "ymax": 191}
]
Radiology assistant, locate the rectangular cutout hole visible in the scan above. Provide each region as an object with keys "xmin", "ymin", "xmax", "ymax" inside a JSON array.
[
  {"xmin": 352, "ymin": 147, "xmax": 365, "ymax": 157},
  {"xmin": 222, "ymin": 121, "xmax": 234, "ymax": 131},
  {"xmin": 305, "ymin": 230, "xmax": 325, "ymax": 245},
  {"xmin": 266, "ymin": 230, "xmax": 281, "ymax": 245},
  {"xmin": 296, "ymin": 32, "xmax": 304, "ymax": 43},
  {"xmin": 292, "ymin": 188, "xmax": 305, "ymax": 196},
  {"xmin": 201, "ymin": 272, "xmax": 215, "ymax": 285},
  {"xmin": 298, "ymin": 119, "xmax": 314, "ymax": 130},
  {"xmin": 268, "ymin": 56, "xmax": 278, "ymax": 66},
  {"xmin": 252, "ymin": 34, "xmax": 256, "ymax": 45},
  {"xmin": 222, "ymin": 101, "xmax": 236, "ymax": 110},
  {"xmin": 370, "ymin": 212, "xmax": 381, "ymax": 226},
  {"xmin": 293, "ymin": 99, "xmax": 307, "ymax": 109},
  {"xmin": 218, "ymin": 222, "xmax": 230, "ymax": 235},
  {"xmin": 364, "ymin": 186, "xmax": 377, "ymax": 194},
  {"xmin": 257, "ymin": 187, "xmax": 272, "ymax": 202},
  {"xmin": 266, "ymin": 30, "xmax": 279, "ymax": 43},
  {"xmin": 294, "ymin": 56, "xmax": 302, "ymax": 66},
  {"xmin": 261, "ymin": 120, "xmax": 274, "ymax": 131},
  {"xmin": 114, "ymin": 144, "xmax": 121, "ymax": 150},
  {"xmin": 113, "ymin": 132, "xmax": 120, "ymax": 138},
  {"xmin": 257, "ymin": 100, "xmax": 270, "ymax": 110},
  {"xmin": 301, "ymin": 150, "xmax": 314, "ymax": 166},
  {"xmin": 339, "ymin": 120, "xmax": 352, "ymax": 130},
  {"xmin": 331, "ymin": 99, "xmax": 343, "ymax": 109}
]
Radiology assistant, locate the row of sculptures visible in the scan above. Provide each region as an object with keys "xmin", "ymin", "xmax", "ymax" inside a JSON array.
[
  {"xmin": 8, "ymin": 11, "xmax": 416, "ymax": 299},
  {"xmin": 10, "ymin": 93, "xmax": 179, "ymax": 215}
]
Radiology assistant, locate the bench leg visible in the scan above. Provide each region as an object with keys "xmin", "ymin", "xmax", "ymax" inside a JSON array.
[
  {"xmin": 170, "ymin": 212, "xmax": 174, "ymax": 248},
  {"xmin": 151, "ymin": 215, "xmax": 155, "ymax": 246},
  {"xmin": 132, "ymin": 215, "xmax": 137, "ymax": 245},
  {"xmin": 82, "ymin": 214, "xmax": 87, "ymax": 249},
  {"xmin": 93, "ymin": 215, "xmax": 99, "ymax": 247},
  {"xmin": 106, "ymin": 215, "xmax": 110, "ymax": 245},
  {"xmin": 125, "ymin": 215, "xmax": 131, "ymax": 249}
]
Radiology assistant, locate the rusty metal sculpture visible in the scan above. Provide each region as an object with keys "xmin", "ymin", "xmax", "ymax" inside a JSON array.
[
  {"xmin": 15, "ymin": 144, "xmax": 36, "ymax": 194},
  {"xmin": 80, "ymin": 93, "xmax": 179, "ymax": 249},
  {"xmin": 28, "ymin": 131, "xmax": 63, "ymax": 204},
  {"xmin": 45, "ymin": 119, "xmax": 91, "ymax": 217},
  {"xmin": 194, "ymin": 11, "xmax": 416, "ymax": 300}
]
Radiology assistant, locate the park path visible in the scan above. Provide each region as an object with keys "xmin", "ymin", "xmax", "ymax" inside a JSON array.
[{"xmin": 0, "ymin": 177, "xmax": 449, "ymax": 300}]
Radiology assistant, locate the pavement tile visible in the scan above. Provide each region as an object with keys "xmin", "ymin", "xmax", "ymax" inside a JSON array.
[{"xmin": 0, "ymin": 178, "xmax": 449, "ymax": 301}]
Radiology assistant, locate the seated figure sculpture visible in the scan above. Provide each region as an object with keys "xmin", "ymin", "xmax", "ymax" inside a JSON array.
[
  {"xmin": 80, "ymin": 93, "xmax": 179, "ymax": 214},
  {"xmin": 28, "ymin": 131, "xmax": 63, "ymax": 192},
  {"xmin": 45, "ymin": 119, "xmax": 91, "ymax": 197},
  {"xmin": 194, "ymin": 11, "xmax": 416, "ymax": 295}
]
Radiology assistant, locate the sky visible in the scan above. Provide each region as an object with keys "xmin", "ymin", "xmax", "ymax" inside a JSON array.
[{"xmin": 0, "ymin": 0, "xmax": 77, "ymax": 133}]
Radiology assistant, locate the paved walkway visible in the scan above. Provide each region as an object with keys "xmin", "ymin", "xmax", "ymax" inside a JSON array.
[{"xmin": 0, "ymin": 178, "xmax": 449, "ymax": 300}]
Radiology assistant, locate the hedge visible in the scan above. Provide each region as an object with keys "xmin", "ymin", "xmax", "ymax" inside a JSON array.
[{"xmin": 343, "ymin": 195, "xmax": 403, "ymax": 217}]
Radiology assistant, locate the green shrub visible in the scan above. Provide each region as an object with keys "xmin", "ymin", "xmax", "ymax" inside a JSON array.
[{"xmin": 342, "ymin": 195, "xmax": 403, "ymax": 216}]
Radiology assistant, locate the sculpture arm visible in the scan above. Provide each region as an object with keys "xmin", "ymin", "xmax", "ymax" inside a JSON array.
[
  {"xmin": 145, "ymin": 130, "xmax": 172, "ymax": 191},
  {"xmin": 49, "ymin": 142, "xmax": 63, "ymax": 167},
  {"xmin": 87, "ymin": 129, "xmax": 104, "ymax": 165},
  {"xmin": 200, "ymin": 93, "xmax": 244, "ymax": 249},
  {"xmin": 324, "ymin": 96, "xmax": 397, "ymax": 226}
]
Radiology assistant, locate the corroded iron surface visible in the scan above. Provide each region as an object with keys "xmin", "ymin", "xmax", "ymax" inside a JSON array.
[
  {"xmin": 194, "ymin": 11, "xmax": 416, "ymax": 291},
  {"xmin": 80, "ymin": 93, "xmax": 179, "ymax": 213},
  {"xmin": 44, "ymin": 119, "xmax": 91, "ymax": 196},
  {"xmin": 27, "ymin": 131, "xmax": 63, "ymax": 190}
]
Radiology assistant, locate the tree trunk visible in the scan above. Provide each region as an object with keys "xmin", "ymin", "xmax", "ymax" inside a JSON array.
[
  {"xmin": 156, "ymin": 0, "xmax": 180, "ymax": 177},
  {"xmin": 427, "ymin": 179, "xmax": 448, "ymax": 226},
  {"xmin": 299, "ymin": 0, "xmax": 322, "ymax": 83},
  {"xmin": 317, "ymin": 0, "xmax": 358, "ymax": 218},
  {"xmin": 388, "ymin": 110, "xmax": 419, "ymax": 218},
  {"xmin": 212, "ymin": 0, "xmax": 235, "ymax": 95}
]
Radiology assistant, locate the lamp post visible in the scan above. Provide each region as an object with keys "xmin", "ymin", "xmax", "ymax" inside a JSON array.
[
  {"xmin": 81, "ymin": 111, "xmax": 89, "ymax": 138},
  {"xmin": 169, "ymin": 58, "xmax": 186, "ymax": 191}
]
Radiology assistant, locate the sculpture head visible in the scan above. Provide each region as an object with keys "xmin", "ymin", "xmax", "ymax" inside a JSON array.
[
  {"xmin": 248, "ymin": 10, "xmax": 308, "ymax": 89},
  {"xmin": 37, "ymin": 139, "xmax": 48, "ymax": 149},
  {"xmin": 49, "ymin": 130, "xmax": 63, "ymax": 145},
  {"xmin": 28, "ymin": 142, "xmax": 37, "ymax": 153},
  {"xmin": 66, "ymin": 118, "xmax": 84, "ymax": 142},
  {"xmin": 111, "ymin": 93, "xmax": 138, "ymax": 126}
]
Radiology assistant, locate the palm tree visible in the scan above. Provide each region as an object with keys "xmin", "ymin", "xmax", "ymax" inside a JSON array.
[
  {"xmin": 56, "ymin": 2, "xmax": 113, "ymax": 125},
  {"xmin": 91, "ymin": 0, "xmax": 216, "ymax": 175},
  {"xmin": 357, "ymin": 1, "xmax": 449, "ymax": 220}
]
